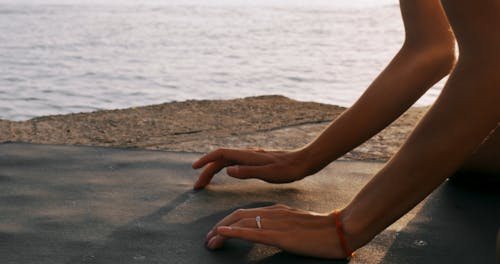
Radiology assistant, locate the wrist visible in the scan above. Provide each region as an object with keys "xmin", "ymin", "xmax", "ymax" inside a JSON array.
[
  {"xmin": 285, "ymin": 148, "xmax": 313, "ymax": 180},
  {"xmin": 336, "ymin": 207, "xmax": 374, "ymax": 253},
  {"xmin": 296, "ymin": 144, "xmax": 330, "ymax": 176}
]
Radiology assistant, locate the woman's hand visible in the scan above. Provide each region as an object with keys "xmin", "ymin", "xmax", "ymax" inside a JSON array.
[
  {"xmin": 192, "ymin": 148, "xmax": 314, "ymax": 189},
  {"xmin": 204, "ymin": 204, "xmax": 350, "ymax": 259}
]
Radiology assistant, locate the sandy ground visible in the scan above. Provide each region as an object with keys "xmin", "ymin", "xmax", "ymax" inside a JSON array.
[{"xmin": 0, "ymin": 95, "xmax": 428, "ymax": 161}]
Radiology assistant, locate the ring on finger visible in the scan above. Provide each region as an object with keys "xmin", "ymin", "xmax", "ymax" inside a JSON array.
[{"xmin": 256, "ymin": 216, "xmax": 262, "ymax": 229}]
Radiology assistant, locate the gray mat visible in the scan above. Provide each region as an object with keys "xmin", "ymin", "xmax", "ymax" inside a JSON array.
[{"xmin": 0, "ymin": 143, "xmax": 498, "ymax": 264}]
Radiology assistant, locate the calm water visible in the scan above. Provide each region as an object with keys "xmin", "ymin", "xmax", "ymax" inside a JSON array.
[{"xmin": 0, "ymin": 0, "xmax": 445, "ymax": 121}]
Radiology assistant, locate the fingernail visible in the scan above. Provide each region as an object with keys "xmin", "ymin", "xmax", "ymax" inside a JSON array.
[
  {"xmin": 207, "ymin": 236, "xmax": 217, "ymax": 249},
  {"xmin": 217, "ymin": 226, "xmax": 232, "ymax": 232},
  {"xmin": 205, "ymin": 230, "xmax": 214, "ymax": 241}
]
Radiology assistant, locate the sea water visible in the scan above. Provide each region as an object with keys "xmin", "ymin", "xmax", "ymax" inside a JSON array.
[{"xmin": 0, "ymin": 0, "xmax": 445, "ymax": 121}]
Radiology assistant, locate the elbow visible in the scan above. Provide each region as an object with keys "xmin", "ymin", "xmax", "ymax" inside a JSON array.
[
  {"xmin": 428, "ymin": 45, "xmax": 457, "ymax": 77},
  {"xmin": 402, "ymin": 40, "xmax": 457, "ymax": 79}
]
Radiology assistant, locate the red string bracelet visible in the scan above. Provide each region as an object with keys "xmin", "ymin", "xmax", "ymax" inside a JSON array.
[{"xmin": 333, "ymin": 209, "xmax": 354, "ymax": 258}]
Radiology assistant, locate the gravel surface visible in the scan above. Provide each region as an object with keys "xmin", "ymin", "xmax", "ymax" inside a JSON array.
[{"xmin": 0, "ymin": 95, "xmax": 428, "ymax": 161}]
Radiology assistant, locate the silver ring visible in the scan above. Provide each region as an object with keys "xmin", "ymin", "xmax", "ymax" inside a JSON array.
[{"xmin": 255, "ymin": 216, "xmax": 262, "ymax": 229}]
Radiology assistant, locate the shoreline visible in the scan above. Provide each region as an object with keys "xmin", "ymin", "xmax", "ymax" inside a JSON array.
[{"xmin": 0, "ymin": 95, "xmax": 428, "ymax": 161}]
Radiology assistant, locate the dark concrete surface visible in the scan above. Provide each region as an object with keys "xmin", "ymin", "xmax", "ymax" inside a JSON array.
[
  {"xmin": 381, "ymin": 177, "xmax": 500, "ymax": 264},
  {"xmin": 0, "ymin": 143, "xmax": 498, "ymax": 264}
]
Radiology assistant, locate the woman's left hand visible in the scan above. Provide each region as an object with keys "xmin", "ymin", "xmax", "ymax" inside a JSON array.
[{"xmin": 204, "ymin": 204, "xmax": 349, "ymax": 259}]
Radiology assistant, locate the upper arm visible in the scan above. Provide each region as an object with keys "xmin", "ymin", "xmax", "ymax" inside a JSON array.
[{"xmin": 399, "ymin": 0, "xmax": 455, "ymax": 50}]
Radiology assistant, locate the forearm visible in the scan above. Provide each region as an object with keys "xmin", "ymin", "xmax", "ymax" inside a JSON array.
[
  {"xmin": 300, "ymin": 46, "xmax": 454, "ymax": 173},
  {"xmin": 340, "ymin": 61, "xmax": 500, "ymax": 249}
]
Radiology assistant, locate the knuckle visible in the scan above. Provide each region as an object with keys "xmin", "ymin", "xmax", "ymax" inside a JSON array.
[
  {"xmin": 214, "ymin": 148, "xmax": 224, "ymax": 156},
  {"xmin": 234, "ymin": 208, "xmax": 246, "ymax": 217},
  {"xmin": 275, "ymin": 209, "xmax": 288, "ymax": 215}
]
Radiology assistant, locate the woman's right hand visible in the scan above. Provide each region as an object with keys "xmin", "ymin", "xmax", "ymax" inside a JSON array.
[{"xmin": 192, "ymin": 148, "xmax": 314, "ymax": 189}]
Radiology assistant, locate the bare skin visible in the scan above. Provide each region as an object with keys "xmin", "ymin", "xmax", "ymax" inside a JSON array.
[{"xmin": 193, "ymin": 0, "xmax": 500, "ymax": 260}]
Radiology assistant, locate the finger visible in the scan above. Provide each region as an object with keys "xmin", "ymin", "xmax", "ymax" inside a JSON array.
[
  {"xmin": 206, "ymin": 208, "xmax": 253, "ymax": 239},
  {"xmin": 208, "ymin": 217, "xmax": 286, "ymax": 249},
  {"xmin": 193, "ymin": 148, "xmax": 272, "ymax": 169},
  {"xmin": 226, "ymin": 164, "xmax": 277, "ymax": 180},
  {"xmin": 205, "ymin": 207, "xmax": 291, "ymax": 242},
  {"xmin": 207, "ymin": 218, "xmax": 259, "ymax": 249},
  {"xmin": 216, "ymin": 226, "xmax": 282, "ymax": 247},
  {"xmin": 206, "ymin": 208, "xmax": 262, "ymax": 242},
  {"xmin": 193, "ymin": 159, "xmax": 229, "ymax": 189},
  {"xmin": 262, "ymin": 204, "xmax": 291, "ymax": 210},
  {"xmin": 206, "ymin": 210, "xmax": 255, "ymax": 248},
  {"xmin": 234, "ymin": 217, "xmax": 290, "ymax": 230},
  {"xmin": 228, "ymin": 164, "xmax": 296, "ymax": 183}
]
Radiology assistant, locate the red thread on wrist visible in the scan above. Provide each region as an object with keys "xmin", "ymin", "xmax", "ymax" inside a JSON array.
[{"xmin": 334, "ymin": 209, "xmax": 354, "ymax": 258}]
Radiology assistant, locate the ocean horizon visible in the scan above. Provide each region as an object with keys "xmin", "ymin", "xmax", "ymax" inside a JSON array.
[{"xmin": 0, "ymin": 0, "xmax": 446, "ymax": 121}]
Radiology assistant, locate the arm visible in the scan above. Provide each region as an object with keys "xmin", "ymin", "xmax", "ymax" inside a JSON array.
[
  {"xmin": 341, "ymin": 0, "xmax": 500, "ymax": 249},
  {"xmin": 207, "ymin": 59, "xmax": 499, "ymax": 258},
  {"xmin": 205, "ymin": 1, "xmax": 499, "ymax": 258},
  {"xmin": 193, "ymin": 0, "xmax": 455, "ymax": 187},
  {"xmin": 300, "ymin": 0, "xmax": 456, "ymax": 174},
  {"xmin": 341, "ymin": 61, "xmax": 499, "ymax": 250}
]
